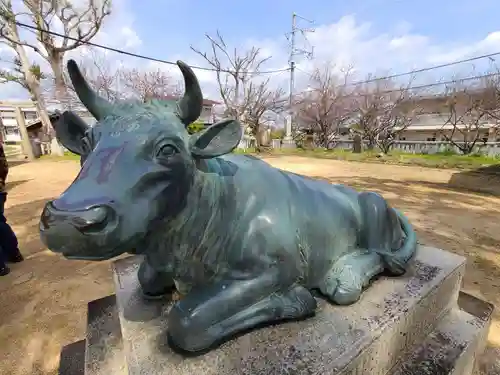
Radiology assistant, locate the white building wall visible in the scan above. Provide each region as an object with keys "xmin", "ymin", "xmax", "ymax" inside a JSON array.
[
  {"xmin": 0, "ymin": 106, "xmax": 96, "ymax": 143},
  {"xmin": 0, "ymin": 106, "xmax": 38, "ymax": 142},
  {"xmin": 199, "ymin": 105, "xmax": 214, "ymax": 124}
]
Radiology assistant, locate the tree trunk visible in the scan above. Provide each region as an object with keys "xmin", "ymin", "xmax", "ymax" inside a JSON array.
[
  {"xmin": 366, "ymin": 135, "xmax": 376, "ymax": 150},
  {"xmin": 12, "ymin": 43, "xmax": 53, "ymax": 151},
  {"xmin": 49, "ymin": 50, "xmax": 69, "ymax": 107},
  {"xmin": 47, "ymin": 50, "xmax": 66, "ymax": 156},
  {"xmin": 31, "ymin": 89, "xmax": 52, "ymax": 139}
]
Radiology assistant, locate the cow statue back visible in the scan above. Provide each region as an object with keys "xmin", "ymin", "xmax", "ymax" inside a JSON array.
[{"xmin": 39, "ymin": 59, "xmax": 418, "ymax": 354}]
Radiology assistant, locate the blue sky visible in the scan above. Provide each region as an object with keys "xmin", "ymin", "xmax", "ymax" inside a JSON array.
[
  {"xmin": 94, "ymin": 0, "xmax": 500, "ymax": 97},
  {"xmin": 2, "ymin": 0, "xmax": 500, "ymax": 100},
  {"xmin": 132, "ymin": 0, "xmax": 498, "ymax": 50}
]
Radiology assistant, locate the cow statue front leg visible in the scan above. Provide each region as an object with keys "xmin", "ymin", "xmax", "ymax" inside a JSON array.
[
  {"xmin": 166, "ymin": 269, "xmax": 317, "ymax": 353},
  {"xmin": 138, "ymin": 257, "xmax": 176, "ymax": 300},
  {"xmin": 319, "ymin": 251, "xmax": 384, "ymax": 305}
]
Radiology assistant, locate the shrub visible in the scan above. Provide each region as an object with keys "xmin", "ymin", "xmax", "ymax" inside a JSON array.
[
  {"xmin": 436, "ymin": 146, "xmax": 456, "ymax": 156},
  {"xmin": 187, "ymin": 122, "xmax": 205, "ymax": 134}
]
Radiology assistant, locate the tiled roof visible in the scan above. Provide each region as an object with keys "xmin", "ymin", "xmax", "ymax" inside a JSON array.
[{"xmin": 160, "ymin": 95, "xmax": 221, "ymax": 106}]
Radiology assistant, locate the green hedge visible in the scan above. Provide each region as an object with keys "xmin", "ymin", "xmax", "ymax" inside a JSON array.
[{"xmin": 187, "ymin": 122, "xmax": 205, "ymax": 134}]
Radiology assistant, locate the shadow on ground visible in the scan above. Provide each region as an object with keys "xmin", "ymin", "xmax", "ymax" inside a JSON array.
[
  {"xmin": 448, "ymin": 164, "xmax": 500, "ymax": 196},
  {"xmin": 5, "ymin": 179, "xmax": 31, "ymax": 192},
  {"xmin": 311, "ymin": 174, "xmax": 500, "ymax": 374},
  {"xmin": 0, "ymin": 196, "xmax": 114, "ymax": 375},
  {"xmin": 6, "ymin": 198, "xmax": 53, "ymax": 257},
  {"xmin": 7, "ymin": 160, "xmax": 30, "ymax": 168},
  {"xmin": 1, "ymin": 159, "xmax": 499, "ymax": 375}
]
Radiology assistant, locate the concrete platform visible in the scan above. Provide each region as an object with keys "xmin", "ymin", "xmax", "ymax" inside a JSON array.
[
  {"xmin": 389, "ymin": 293, "xmax": 493, "ymax": 375},
  {"xmin": 59, "ymin": 339, "xmax": 85, "ymax": 375},
  {"xmin": 84, "ymin": 294, "xmax": 126, "ymax": 375},
  {"xmin": 112, "ymin": 245, "xmax": 467, "ymax": 375}
]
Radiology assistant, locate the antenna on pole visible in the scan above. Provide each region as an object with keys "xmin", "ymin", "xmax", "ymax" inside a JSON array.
[{"xmin": 283, "ymin": 12, "xmax": 315, "ymax": 146}]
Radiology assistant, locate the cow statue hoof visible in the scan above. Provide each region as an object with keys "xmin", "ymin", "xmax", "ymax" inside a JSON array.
[
  {"xmin": 138, "ymin": 258, "xmax": 175, "ymax": 300},
  {"xmin": 319, "ymin": 251, "xmax": 384, "ymax": 305}
]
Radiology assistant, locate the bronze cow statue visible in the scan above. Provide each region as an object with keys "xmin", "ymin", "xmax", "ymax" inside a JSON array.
[{"xmin": 39, "ymin": 59, "xmax": 417, "ymax": 353}]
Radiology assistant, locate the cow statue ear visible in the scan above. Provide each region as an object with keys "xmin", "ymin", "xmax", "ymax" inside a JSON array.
[
  {"xmin": 54, "ymin": 111, "xmax": 89, "ymax": 156},
  {"xmin": 189, "ymin": 119, "xmax": 242, "ymax": 159}
]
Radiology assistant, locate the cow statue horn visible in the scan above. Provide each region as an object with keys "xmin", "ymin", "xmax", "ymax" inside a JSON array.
[
  {"xmin": 176, "ymin": 60, "xmax": 203, "ymax": 126},
  {"xmin": 67, "ymin": 59, "xmax": 114, "ymax": 121}
]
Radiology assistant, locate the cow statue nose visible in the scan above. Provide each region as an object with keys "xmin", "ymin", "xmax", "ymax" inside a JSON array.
[
  {"xmin": 71, "ymin": 206, "xmax": 110, "ymax": 231},
  {"xmin": 40, "ymin": 201, "xmax": 115, "ymax": 233}
]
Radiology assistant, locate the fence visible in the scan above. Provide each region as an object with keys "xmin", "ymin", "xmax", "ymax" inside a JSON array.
[
  {"xmin": 238, "ymin": 138, "xmax": 500, "ymax": 156},
  {"xmin": 334, "ymin": 140, "xmax": 500, "ymax": 157}
]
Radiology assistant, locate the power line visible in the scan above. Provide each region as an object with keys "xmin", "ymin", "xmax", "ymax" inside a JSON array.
[
  {"xmin": 13, "ymin": 21, "xmax": 290, "ymax": 75},
  {"xmin": 13, "ymin": 20, "xmax": 500, "ymax": 92},
  {"xmin": 381, "ymin": 71, "xmax": 500, "ymax": 95},
  {"xmin": 296, "ymin": 71, "xmax": 500, "ymax": 97},
  {"xmin": 351, "ymin": 51, "xmax": 500, "ymax": 86},
  {"xmin": 296, "ymin": 51, "xmax": 500, "ymax": 88}
]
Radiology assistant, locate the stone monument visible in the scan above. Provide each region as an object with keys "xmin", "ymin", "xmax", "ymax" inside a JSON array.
[
  {"xmin": 353, "ymin": 133, "xmax": 363, "ymax": 153},
  {"xmin": 281, "ymin": 114, "xmax": 296, "ymax": 148},
  {"xmin": 40, "ymin": 59, "xmax": 492, "ymax": 374}
]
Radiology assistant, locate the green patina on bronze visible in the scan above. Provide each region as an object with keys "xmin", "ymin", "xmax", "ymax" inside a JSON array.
[{"xmin": 39, "ymin": 59, "xmax": 418, "ymax": 354}]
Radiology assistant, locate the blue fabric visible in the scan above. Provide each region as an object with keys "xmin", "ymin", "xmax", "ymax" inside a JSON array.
[{"xmin": 0, "ymin": 192, "xmax": 19, "ymax": 268}]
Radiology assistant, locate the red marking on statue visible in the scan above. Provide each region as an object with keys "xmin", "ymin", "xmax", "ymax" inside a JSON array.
[{"xmin": 96, "ymin": 143, "xmax": 128, "ymax": 184}]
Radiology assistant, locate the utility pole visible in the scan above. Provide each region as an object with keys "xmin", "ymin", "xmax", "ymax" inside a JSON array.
[{"xmin": 283, "ymin": 12, "xmax": 315, "ymax": 147}]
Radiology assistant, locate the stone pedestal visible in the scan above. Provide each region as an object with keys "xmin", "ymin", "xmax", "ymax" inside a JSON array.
[
  {"xmin": 281, "ymin": 136, "xmax": 296, "ymax": 148},
  {"xmin": 59, "ymin": 246, "xmax": 493, "ymax": 375}
]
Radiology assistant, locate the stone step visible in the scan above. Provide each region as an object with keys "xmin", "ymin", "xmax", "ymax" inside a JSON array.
[
  {"xmin": 59, "ymin": 340, "xmax": 86, "ymax": 375},
  {"xmin": 84, "ymin": 294, "xmax": 127, "ymax": 375},
  {"xmin": 388, "ymin": 292, "xmax": 493, "ymax": 375},
  {"xmin": 112, "ymin": 245, "xmax": 465, "ymax": 375}
]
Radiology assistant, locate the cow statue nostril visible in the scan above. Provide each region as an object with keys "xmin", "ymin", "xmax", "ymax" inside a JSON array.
[{"xmin": 71, "ymin": 206, "xmax": 112, "ymax": 231}]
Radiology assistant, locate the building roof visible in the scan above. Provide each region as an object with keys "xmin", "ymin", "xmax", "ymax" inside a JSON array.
[
  {"xmin": 159, "ymin": 95, "xmax": 221, "ymax": 106},
  {"xmin": 26, "ymin": 113, "xmax": 61, "ymax": 131}
]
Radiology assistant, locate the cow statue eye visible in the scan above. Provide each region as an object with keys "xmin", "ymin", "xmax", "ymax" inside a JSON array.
[{"xmin": 155, "ymin": 144, "xmax": 178, "ymax": 160}]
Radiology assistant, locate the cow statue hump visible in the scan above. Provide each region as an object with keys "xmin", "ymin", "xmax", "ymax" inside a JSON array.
[{"xmin": 39, "ymin": 59, "xmax": 418, "ymax": 354}]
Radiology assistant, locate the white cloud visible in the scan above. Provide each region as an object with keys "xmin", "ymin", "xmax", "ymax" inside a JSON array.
[
  {"xmin": 4, "ymin": 11, "xmax": 500, "ymax": 106},
  {"xmin": 228, "ymin": 14, "xmax": 500, "ymax": 98},
  {"xmin": 111, "ymin": 15, "xmax": 500, "ymax": 105}
]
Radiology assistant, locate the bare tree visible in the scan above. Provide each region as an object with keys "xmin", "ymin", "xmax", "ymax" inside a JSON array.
[
  {"xmin": 46, "ymin": 48, "xmax": 123, "ymax": 105},
  {"xmin": 352, "ymin": 76, "xmax": 418, "ymax": 153},
  {"xmin": 28, "ymin": 0, "xmax": 110, "ymax": 100},
  {"xmin": 1, "ymin": 0, "xmax": 111, "ymax": 100},
  {"xmin": 121, "ymin": 67, "xmax": 181, "ymax": 102},
  {"xmin": 191, "ymin": 31, "xmax": 270, "ymax": 122},
  {"xmin": 295, "ymin": 65, "xmax": 356, "ymax": 148},
  {"xmin": 476, "ymin": 71, "xmax": 500, "ymax": 141},
  {"xmin": 243, "ymin": 79, "xmax": 286, "ymax": 148},
  {"xmin": 0, "ymin": 0, "xmax": 53, "ymax": 137},
  {"xmin": 440, "ymin": 79, "xmax": 491, "ymax": 154}
]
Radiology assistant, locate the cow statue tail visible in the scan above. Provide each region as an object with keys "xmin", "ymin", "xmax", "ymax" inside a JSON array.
[{"xmin": 376, "ymin": 208, "xmax": 418, "ymax": 275}]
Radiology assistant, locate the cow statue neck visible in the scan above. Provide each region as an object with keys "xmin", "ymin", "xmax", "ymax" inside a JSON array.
[{"xmin": 39, "ymin": 58, "xmax": 418, "ymax": 355}]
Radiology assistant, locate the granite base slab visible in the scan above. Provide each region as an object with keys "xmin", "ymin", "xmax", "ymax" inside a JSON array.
[
  {"xmin": 59, "ymin": 339, "xmax": 85, "ymax": 375},
  {"xmin": 389, "ymin": 293, "xmax": 493, "ymax": 375},
  {"xmin": 84, "ymin": 294, "xmax": 127, "ymax": 375},
  {"xmin": 112, "ymin": 245, "xmax": 466, "ymax": 375}
]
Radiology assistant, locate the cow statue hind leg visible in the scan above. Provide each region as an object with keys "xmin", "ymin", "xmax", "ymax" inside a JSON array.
[
  {"xmin": 166, "ymin": 268, "xmax": 317, "ymax": 353},
  {"xmin": 318, "ymin": 191, "xmax": 417, "ymax": 305},
  {"xmin": 138, "ymin": 257, "xmax": 176, "ymax": 300}
]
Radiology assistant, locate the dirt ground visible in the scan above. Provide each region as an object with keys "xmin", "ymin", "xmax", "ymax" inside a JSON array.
[{"xmin": 0, "ymin": 156, "xmax": 499, "ymax": 375}]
